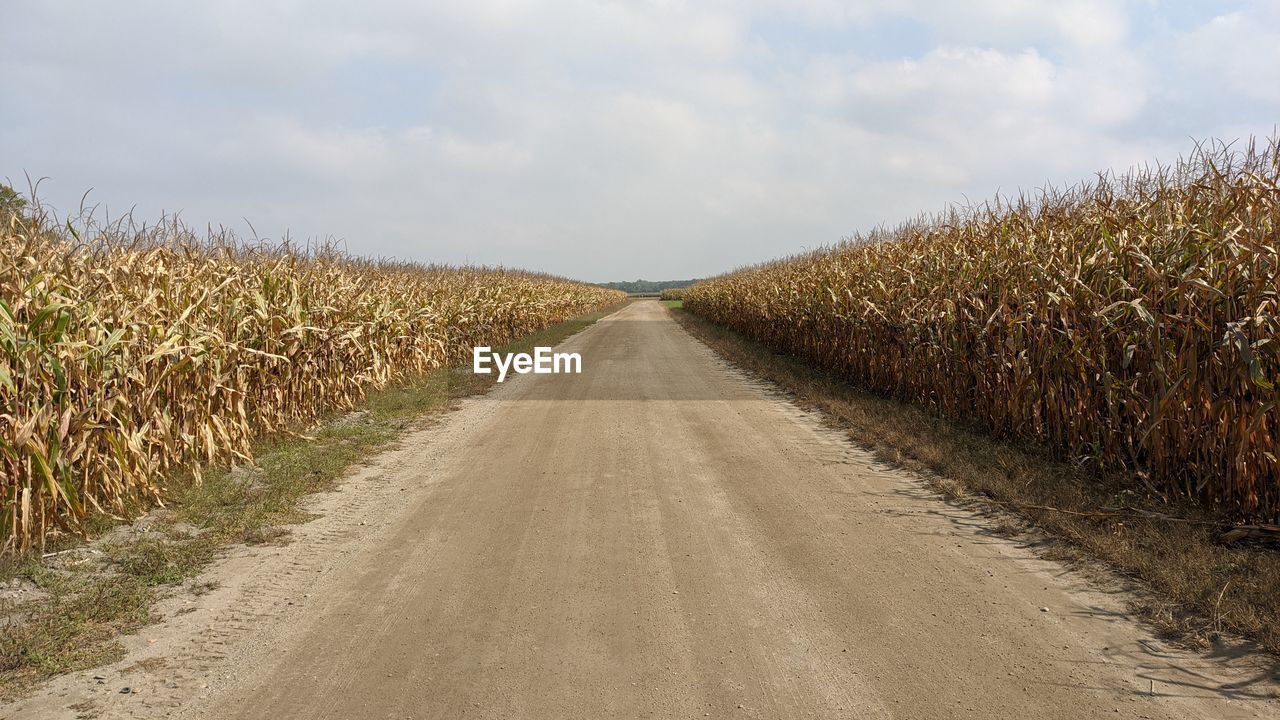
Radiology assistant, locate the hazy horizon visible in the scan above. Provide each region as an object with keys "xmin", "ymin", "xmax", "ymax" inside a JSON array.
[{"xmin": 3, "ymin": 1, "xmax": 1277, "ymax": 283}]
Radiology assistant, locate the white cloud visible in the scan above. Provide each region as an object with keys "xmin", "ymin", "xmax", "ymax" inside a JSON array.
[
  {"xmin": 1171, "ymin": 10, "xmax": 1280, "ymax": 104},
  {"xmin": 1, "ymin": 1, "xmax": 1275, "ymax": 280}
]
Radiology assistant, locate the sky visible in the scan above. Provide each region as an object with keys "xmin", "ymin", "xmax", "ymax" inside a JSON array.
[{"xmin": 2, "ymin": 1, "xmax": 1277, "ymax": 282}]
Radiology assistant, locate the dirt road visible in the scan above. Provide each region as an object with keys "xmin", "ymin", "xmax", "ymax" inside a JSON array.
[{"xmin": 10, "ymin": 300, "xmax": 1278, "ymax": 719}]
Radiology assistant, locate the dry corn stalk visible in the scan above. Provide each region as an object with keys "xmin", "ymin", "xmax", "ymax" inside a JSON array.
[
  {"xmin": 0, "ymin": 215, "xmax": 624, "ymax": 553},
  {"xmin": 686, "ymin": 138, "xmax": 1280, "ymax": 520}
]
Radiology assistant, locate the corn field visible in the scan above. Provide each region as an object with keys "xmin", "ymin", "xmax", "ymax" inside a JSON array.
[
  {"xmin": 686, "ymin": 139, "xmax": 1280, "ymax": 519},
  {"xmin": 0, "ymin": 214, "xmax": 624, "ymax": 553}
]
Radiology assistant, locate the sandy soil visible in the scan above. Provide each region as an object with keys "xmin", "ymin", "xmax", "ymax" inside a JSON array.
[{"xmin": 7, "ymin": 299, "xmax": 1279, "ymax": 719}]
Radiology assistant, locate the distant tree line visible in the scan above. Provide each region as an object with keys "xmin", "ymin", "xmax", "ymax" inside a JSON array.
[
  {"xmin": 0, "ymin": 184, "xmax": 27, "ymax": 221},
  {"xmin": 599, "ymin": 279, "xmax": 699, "ymax": 294}
]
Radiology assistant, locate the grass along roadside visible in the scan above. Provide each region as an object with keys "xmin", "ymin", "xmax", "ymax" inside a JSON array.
[
  {"xmin": 668, "ymin": 304, "xmax": 1280, "ymax": 659},
  {"xmin": 0, "ymin": 301, "xmax": 627, "ymax": 701}
]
